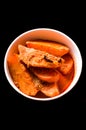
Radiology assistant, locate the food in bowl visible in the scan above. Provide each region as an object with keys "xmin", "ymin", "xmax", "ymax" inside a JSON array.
[{"xmin": 7, "ymin": 40, "xmax": 74, "ymax": 98}]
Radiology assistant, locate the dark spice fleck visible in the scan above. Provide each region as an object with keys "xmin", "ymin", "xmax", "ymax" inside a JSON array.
[
  {"xmin": 58, "ymin": 58, "xmax": 62, "ymax": 63},
  {"xmin": 44, "ymin": 55, "xmax": 53, "ymax": 63}
]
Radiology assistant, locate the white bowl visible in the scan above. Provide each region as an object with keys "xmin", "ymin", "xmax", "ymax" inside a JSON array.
[{"xmin": 4, "ymin": 28, "xmax": 82, "ymax": 101}]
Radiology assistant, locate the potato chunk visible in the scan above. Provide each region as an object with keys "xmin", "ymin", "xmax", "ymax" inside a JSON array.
[
  {"xmin": 7, "ymin": 54, "xmax": 39, "ymax": 96},
  {"xmin": 26, "ymin": 40, "xmax": 69, "ymax": 57}
]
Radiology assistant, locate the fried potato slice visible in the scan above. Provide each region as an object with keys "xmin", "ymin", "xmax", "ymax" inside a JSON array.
[
  {"xmin": 58, "ymin": 54, "xmax": 74, "ymax": 75},
  {"xmin": 58, "ymin": 70, "xmax": 74, "ymax": 93},
  {"xmin": 26, "ymin": 40, "xmax": 69, "ymax": 57},
  {"xmin": 7, "ymin": 53, "xmax": 39, "ymax": 96},
  {"xmin": 18, "ymin": 45, "xmax": 64, "ymax": 68},
  {"xmin": 30, "ymin": 67, "xmax": 60, "ymax": 83},
  {"xmin": 41, "ymin": 82, "xmax": 60, "ymax": 97}
]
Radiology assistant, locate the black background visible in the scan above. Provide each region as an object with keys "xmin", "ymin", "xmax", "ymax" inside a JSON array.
[{"xmin": 0, "ymin": 2, "xmax": 86, "ymax": 128}]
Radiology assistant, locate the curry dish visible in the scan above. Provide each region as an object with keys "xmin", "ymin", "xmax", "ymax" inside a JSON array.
[{"xmin": 7, "ymin": 40, "xmax": 74, "ymax": 98}]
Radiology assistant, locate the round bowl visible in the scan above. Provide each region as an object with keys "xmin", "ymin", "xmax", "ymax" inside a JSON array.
[{"xmin": 4, "ymin": 28, "xmax": 82, "ymax": 101}]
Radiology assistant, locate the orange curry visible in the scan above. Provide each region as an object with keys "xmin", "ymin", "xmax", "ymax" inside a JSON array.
[{"xmin": 7, "ymin": 40, "xmax": 74, "ymax": 98}]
